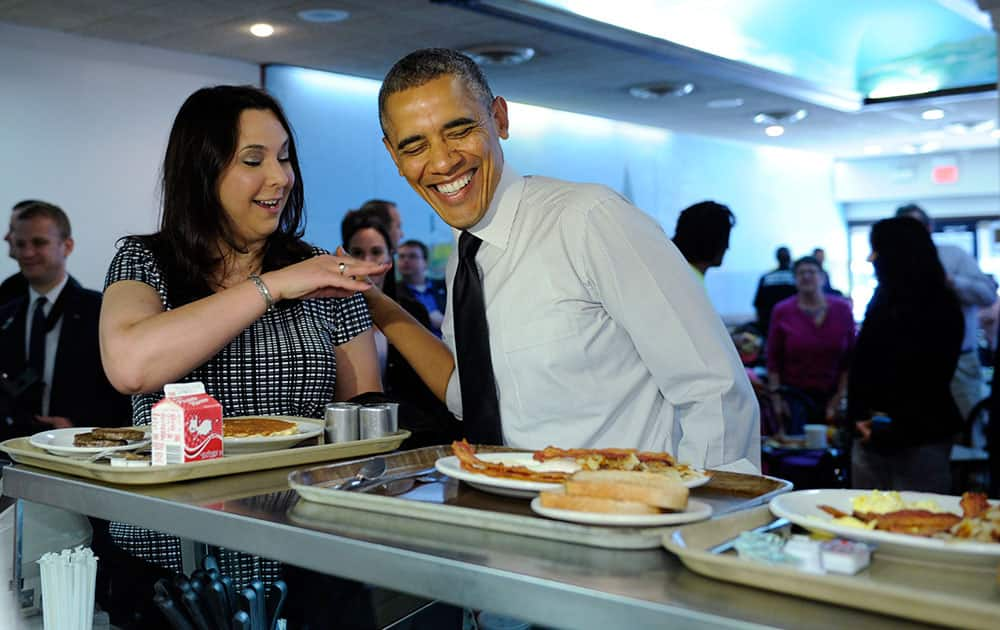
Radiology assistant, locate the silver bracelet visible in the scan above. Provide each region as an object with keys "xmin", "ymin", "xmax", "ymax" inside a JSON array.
[{"xmin": 248, "ymin": 274, "xmax": 275, "ymax": 312}]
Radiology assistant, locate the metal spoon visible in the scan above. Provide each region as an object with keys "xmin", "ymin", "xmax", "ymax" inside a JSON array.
[{"xmin": 333, "ymin": 457, "xmax": 386, "ymax": 490}]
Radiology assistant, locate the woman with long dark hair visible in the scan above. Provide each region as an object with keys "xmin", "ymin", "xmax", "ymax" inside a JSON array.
[
  {"xmin": 847, "ymin": 217, "xmax": 963, "ymax": 492},
  {"xmin": 342, "ymin": 214, "xmax": 459, "ymax": 446},
  {"xmin": 97, "ymin": 85, "xmax": 388, "ymax": 626}
]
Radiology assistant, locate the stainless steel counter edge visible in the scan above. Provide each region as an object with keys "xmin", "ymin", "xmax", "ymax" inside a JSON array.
[{"xmin": 4, "ymin": 466, "xmax": 770, "ymax": 630}]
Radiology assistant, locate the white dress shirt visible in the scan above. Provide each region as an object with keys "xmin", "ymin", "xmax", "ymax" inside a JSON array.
[
  {"xmin": 936, "ymin": 244, "xmax": 997, "ymax": 352},
  {"xmin": 25, "ymin": 275, "xmax": 68, "ymax": 416},
  {"xmin": 442, "ymin": 166, "xmax": 761, "ymax": 471}
]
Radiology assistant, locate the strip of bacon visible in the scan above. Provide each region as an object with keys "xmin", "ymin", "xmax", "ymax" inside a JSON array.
[
  {"xmin": 451, "ymin": 440, "xmax": 570, "ymax": 483},
  {"xmin": 532, "ymin": 445, "xmax": 675, "ymax": 466},
  {"xmin": 871, "ymin": 510, "xmax": 961, "ymax": 537}
]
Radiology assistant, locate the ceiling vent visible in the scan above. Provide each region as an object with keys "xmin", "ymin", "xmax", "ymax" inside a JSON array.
[
  {"xmin": 462, "ymin": 45, "xmax": 536, "ymax": 66},
  {"xmin": 628, "ymin": 82, "xmax": 695, "ymax": 100},
  {"xmin": 752, "ymin": 109, "xmax": 808, "ymax": 125}
]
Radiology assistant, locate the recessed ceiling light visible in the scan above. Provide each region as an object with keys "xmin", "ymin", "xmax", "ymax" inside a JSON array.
[
  {"xmin": 706, "ymin": 98, "xmax": 744, "ymax": 109},
  {"xmin": 462, "ymin": 45, "xmax": 535, "ymax": 66},
  {"xmin": 297, "ymin": 9, "xmax": 350, "ymax": 23},
  {"xmin": 628, "ymin": 82, "xmax": 695, "ymax": 100},
  {"xmin": 249, "ymin": 23, "xmax": 274, "ymax": 37},
  {"xmin": 753, "ymin": 109, "xmax": 807, "ymax": 125},
  {"xmin": 764, "ymin": 125, "xmax": 784, "ymax": 137},
  {"xmin": 863, "ymin": 145, "xmax": 882, "ymax": 155},
  {"xmin": 921, "ymin": 108, "xmax": 945, "ymax": 120}
]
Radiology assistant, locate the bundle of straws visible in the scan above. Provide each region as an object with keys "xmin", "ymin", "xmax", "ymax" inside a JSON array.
[{"xmin": 37, "ymin": 545, "xmax": 98, "ymax": 630}]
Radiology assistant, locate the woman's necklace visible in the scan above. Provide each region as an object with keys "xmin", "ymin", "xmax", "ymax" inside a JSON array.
[{"xmin": 798, "ymin": 297, "xmax": 827, "ymax": 325}]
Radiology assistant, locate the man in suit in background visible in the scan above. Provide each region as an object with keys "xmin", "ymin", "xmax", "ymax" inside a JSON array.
[
  {"xmin": 0, "ymin": 201, "xmax": 130, "ymax": 440},
  {"xmin": 0, "ymin": 199, "xmax": 36, "ymax": 306},
  {"xmin": 396, "ymin": 239, "xmax": 446, "ymax": 336}
]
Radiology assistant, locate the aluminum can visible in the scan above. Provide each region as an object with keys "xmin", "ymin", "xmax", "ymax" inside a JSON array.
[
  {"xmin": 359, "ymin": 404, "xmax": 393, "ymax": 440},
  {"xmin": 324, "ymin": 402, "xmax": 360, "ymax": 443}
]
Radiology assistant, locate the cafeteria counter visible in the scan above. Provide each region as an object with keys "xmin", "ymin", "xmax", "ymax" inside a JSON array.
[{"xmin": 2, "ymin": 464, "xmax": 927, "ymax": 630}]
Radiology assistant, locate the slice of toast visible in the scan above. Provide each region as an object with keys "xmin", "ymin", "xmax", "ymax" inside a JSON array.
[
  {"xmin": 539, "ymin": 491, "xmax": 660, "ymax": 514},
  {"xmin": 564, "ymin": 479, "xmax": 688, "ymax": 511}
]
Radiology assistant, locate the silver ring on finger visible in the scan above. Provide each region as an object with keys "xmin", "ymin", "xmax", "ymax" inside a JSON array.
[{"xmin": 338, "ymin": 262, "xmax": 347, "ymax": 275}]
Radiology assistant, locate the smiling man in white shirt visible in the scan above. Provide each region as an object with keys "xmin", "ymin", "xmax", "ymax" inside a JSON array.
[{"xmin": 365, "ymin": 48, "xmax": 760, "ymax": 471}]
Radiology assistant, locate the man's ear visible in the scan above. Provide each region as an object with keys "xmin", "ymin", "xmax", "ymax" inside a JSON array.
[
  {"xmin": 491, "ymin": 96, "xmax": 509, "ymax": 140},
  {"xmin": 63, "ymin": 236, "xmax": 74, "ymax": 257},
  {"xmin": 382, "ymin": 136, "xmax": 403, "ymax": 176}
]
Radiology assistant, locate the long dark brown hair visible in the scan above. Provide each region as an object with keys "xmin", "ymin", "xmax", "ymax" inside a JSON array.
[{"xmin": 135, "ymin": 85, "xmax": 312, "ymax": 305}]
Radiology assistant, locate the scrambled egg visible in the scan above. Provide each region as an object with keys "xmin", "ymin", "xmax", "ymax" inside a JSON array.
[
  {"xmin": 832, "ymin": 516, "xmax": 877, "ymax": 530},
  {"xmin": 851, "ymin": 490, "xmax": 943, "ymax": 515}
]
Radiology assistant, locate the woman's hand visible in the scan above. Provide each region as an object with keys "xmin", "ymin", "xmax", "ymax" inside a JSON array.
[
  {"xmin": 263, "ymin": 254, "xmax": 390, "ymax": 301},
  {"xmin": 855, "ymin": 419, "xmax": 872, "ymax": 443}
]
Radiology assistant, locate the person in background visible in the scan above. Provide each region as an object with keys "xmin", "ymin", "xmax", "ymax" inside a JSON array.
[
  {"xmin": 0, "ymin": 199, "xmax": 38, "ymax": 305},
  {"xmin": 811, "ymin": 247, "xmax": 839, "ymax": 295},
  {"xmin": 342, "ymin": 216, "xmax": 458, "ymax": 446},
  {"xmin": 848, "ymin": 217, "xmax": 963, "ymax": 492},
  {"xmin": 672, "ymin": 200, "xmax": 736, "ymax": 281},
  {"xmin": 98, "ymin": 85, "xmax": 387, "ymax": 628},
  {"xmin": 0, "ymin": 201, "xmax": 130, "ymax": 440},
  {"xmin": 363, "ymin": 48, "xmax": 759, "ymax": 471},
  {"xmin": 397, "ymin": 239, "xmax": 446, "ymax": 336},
  {"xmin": 752, "ymin": 246, "xmax": 796, "ymax": 336},
  {"xmin": 766, "ymin": 256, "xmax": 855, "ymax": 435},
  {"xmin": 344, "ymin": 198, "xmax": 404, "ymax": 248},
  {"xmin": 896, "ymin": 204, "xmax": 997, "ymax": 423}
]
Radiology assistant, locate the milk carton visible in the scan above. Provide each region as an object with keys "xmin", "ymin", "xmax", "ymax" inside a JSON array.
[{"xmin": 151, "ymin": 382, "xmax": 223, "ymax": 465}]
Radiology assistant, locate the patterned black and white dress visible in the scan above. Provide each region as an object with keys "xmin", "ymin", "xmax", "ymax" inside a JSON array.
[{"xmin": 104, "ymin": 237, "xmax": 372, "ymax": 583}]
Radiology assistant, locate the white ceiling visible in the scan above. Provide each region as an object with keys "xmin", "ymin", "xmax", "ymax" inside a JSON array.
[{"xmin": 1, "ymin": 0, "xmax": 998, "ymax": 159}]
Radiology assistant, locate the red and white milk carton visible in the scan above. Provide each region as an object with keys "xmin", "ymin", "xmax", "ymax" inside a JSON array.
[{"xmin": 151, "ymin": 382, "xmax": 223, "ymax": 465}]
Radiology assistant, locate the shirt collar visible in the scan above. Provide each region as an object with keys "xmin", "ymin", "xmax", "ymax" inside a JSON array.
[
  {"xmin": 453, "ymin": 163, "xmax": 523, "ymax": 251},
  {"xmin": 29, "ymin": 274, "xmax": 69, "ymax": 308}
]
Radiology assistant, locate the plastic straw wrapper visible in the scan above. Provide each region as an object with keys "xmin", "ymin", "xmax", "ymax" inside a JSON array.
[{"xmin": 38, "ymin": 545, "xmax": 98, "ymax": 630}]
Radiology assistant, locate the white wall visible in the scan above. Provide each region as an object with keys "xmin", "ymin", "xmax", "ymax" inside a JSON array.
[
  {"xmin": 834, "ymin": 147, "xmax": 1000, "ymax": 221},
  {"xmin": 267, "ymin": 66, "xmax": 847, "ymax": 323},
  {"xmin": 0, "ymin": 23, "xmax": 258, "ymax": 291}
]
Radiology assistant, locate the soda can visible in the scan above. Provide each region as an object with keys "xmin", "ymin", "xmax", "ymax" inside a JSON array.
[
  {"xmin": 360, "ymin": 404, "xmax": 392, "ymax": 440},
  {"xmin": 324, "ymin": 402, "xmax": 360, "ymax": 443}
]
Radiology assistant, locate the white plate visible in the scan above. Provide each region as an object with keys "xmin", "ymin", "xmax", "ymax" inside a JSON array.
[
  {"xmin": 530, "ymin": 497, "xmax": 712, "ymax": 527},
  {"xmin": 769, "ymin": 489, "xmax": 1000, "ymax": 564},
  {"xmin": 223, "ymin": 419, "xmax": 323, "ymax": 454},
  {"xmin": 29, "ymin": 427, "xmax": 150, "ymax": 457},
  {"xmin": 434, "ymin": 453, "xmax": 711, "ymax": 499}
]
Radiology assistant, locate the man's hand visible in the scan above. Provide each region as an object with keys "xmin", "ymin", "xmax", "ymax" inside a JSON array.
[{"xmin": 35, "ymin": 415, "xmax": 72, "ymax": 429}]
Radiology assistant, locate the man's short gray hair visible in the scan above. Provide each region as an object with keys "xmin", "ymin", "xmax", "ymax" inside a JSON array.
[{"xmin": 378, "ymin": 48, "xmax": 495, "ymax": 137}]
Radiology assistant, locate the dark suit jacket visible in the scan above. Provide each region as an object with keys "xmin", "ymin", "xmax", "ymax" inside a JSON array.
[
  {"xmin": 0, "ymin": 271, "xmax": 27, "ymax": 307},
  {"xmin": 0, "ymin": 276, "xmax": 131, "ymax": 439}
]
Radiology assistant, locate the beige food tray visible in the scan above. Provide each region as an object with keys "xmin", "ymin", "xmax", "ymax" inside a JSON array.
[
  {"xmin": 663, "ymin": 504, "xmax": 1000, "ymax": 630},
  {"xmin": 1, "ymin": 417, "xmax": 410, "ymax": 485},
  {"xmin": 288, "ymin": 445, "xmax": 791, "ymax": 550}
]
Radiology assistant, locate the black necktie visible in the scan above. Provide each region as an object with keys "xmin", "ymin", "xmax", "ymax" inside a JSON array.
[
  {"xmin": 453, "ymin": 231, "xmax": 503, "ymax": 444},
  {"xmin": 28, "ymin": 296, "xmax": 48, "ymax": 379}
]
